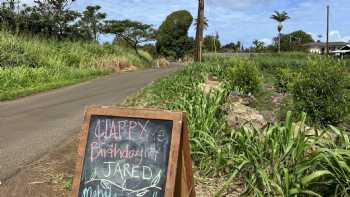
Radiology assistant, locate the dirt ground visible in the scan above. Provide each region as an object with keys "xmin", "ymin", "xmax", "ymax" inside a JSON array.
[
  {"xmin": 0, "ymin": 135, "xmax": 79, "ymax": 197},
  {"xmin": 0, "ymin": 134, "xmax": 240, "ymax": 197}
]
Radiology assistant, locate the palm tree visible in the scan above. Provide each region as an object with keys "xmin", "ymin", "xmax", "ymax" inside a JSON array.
[
  {"xmin": 270, "ymin": 11, "xmax": 290, "ymax": 53},
  {"xmin": 194, "ymin": 0, "xmax": 205, "ymax": 62}
]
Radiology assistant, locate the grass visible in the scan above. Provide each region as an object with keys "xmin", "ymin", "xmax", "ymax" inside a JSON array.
[
  {"xmin": 124, "ymin": 54, "xmax": 350, "ymax": 196},
  {"xmin": 0, "ymin": 31, "xmax": 153, "ymax": 101}
]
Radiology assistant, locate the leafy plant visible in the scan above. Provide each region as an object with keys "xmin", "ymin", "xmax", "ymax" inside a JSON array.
[
  {"xmin": 226, "ymin": 58, "xmax": 261, "ymax": 95},
  {"xmin": 274, "ymin": 67, "xmax": 298, "ymax": 93},
  {"xmin": 124, "ymin": 55, "xmax": 350, "ymax": 196},
  {"xmin": 292, "ymin": 58, "xmax": 349, "ymax": 125}
]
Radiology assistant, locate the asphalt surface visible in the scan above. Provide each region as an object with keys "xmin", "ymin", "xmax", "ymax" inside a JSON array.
[{"xmin": 0, "ymin": 64, "xmax": 180, "ymax": 181}]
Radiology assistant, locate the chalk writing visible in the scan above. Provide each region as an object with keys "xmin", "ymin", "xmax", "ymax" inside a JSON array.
[{"xmin": 78, "ymin": 115, "xmax": 172, "ymax": 197}]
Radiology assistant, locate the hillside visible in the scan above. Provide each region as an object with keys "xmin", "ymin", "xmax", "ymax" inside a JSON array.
[{"xmin": 0, "ymin": 31, "xmax": 153, "ymax": 101}]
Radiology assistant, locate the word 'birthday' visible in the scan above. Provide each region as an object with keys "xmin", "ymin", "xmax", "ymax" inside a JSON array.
[
  {"xmin": 90, "ymin": 143, "xmax": 159, "ymax": 162},
  {"xmin": 94, "ymin": 119, "xmax": 150, "ymax": 141}
]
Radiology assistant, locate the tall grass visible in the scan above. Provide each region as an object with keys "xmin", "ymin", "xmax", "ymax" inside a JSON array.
[
  {"xmin": 124, "ymin": 56, "xmax": 350, "ymax": 196},
  {"xmin": 0, "ymin": 31, "xmax": 153, "ymax": 100}
]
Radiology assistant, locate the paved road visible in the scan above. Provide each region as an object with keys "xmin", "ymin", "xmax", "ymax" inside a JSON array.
[{"xmin": 0, "ymin": 65, "xmax": 180, "ymax": 181}]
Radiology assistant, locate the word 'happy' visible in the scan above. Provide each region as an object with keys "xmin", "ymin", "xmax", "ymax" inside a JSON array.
[{"xmin": 94, "ymin": 119, "xmax": 150, "ymax": 141}]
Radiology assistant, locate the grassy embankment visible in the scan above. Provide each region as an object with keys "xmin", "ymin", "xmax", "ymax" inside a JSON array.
[
  {"xmin": 0, "ymin": 31, "xmax": 153, "ymax": 101},
  {"xmin": 124, "ymin": 53, "xmax": 350, "ymax": 196}
]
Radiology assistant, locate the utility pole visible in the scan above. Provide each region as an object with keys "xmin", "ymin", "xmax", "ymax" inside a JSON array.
[
  {"xmin": 194, "ymin": 0, "xmax": 204, "ymax": 62},
  {"xmin": 326, "ymin": 5, "xmax": 330, "ymax": 55}
]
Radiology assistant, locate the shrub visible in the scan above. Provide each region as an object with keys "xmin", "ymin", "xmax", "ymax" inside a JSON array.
[
  {"xmin": 156, "ymin": 10, "xmax": 193, "ymax": 59},
  {"xmin": 226, "ymin": 59, "xmax": 261, "ymax": 94},
  {"xmin": 292, "ymin": 58, "xmax": 349, "ymax": 125},
  {"xmin": 274, "ymin": 67, "xmax": 298, "ymax": 93},
  {"xmin": 0, "ymin": 43, "xmax": 39, "ymax": 68}
]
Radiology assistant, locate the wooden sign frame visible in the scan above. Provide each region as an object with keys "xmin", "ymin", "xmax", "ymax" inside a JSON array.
[{"xmin": 71, "ymin": 106, "xmax": 195, "ymax": 197}]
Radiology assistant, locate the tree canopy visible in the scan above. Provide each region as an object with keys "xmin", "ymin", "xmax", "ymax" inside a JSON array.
[
  {"xmin": 270, "ymin": 11, "xmax": 290, "ymax": 32},
  {"xmin": 278, "ymin": 30, "xmax": 314, "ymax": 51},
  {"xmin": 203, "ymin": 33, "xmax": 221, "ymax": 52},
  {"xmin": 78, "ymin": 5, "xmax": 106, "ymax": 41},
  {"xmin": 103, "ymin": 19, "xmax": 155, "ymax": 55},
  {"xmin": 156, "ymin": 10, "xmax": 193, "ymax": 59}
]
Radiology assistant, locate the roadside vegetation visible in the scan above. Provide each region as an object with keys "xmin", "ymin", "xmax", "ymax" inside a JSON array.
[
  {"xmin": 124, "ymin": 54, "xmax": 350, "ymax": 196},
  {"xmin": 0, "ymin": 31, "xmax": 152, "ymax": 100}
]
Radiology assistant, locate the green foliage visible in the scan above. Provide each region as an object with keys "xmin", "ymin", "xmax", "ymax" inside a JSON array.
[
  {"xmin": 78, "ymin": 5, "xmax": 107, "ymax": 41},
  {"xmin": 216, "ymin": 112, "xmax": 350, "ymax": 196},
  {"xmin": 271, "ymin": 11, "xmax": 290, "ymax": 24},
  {"xmin": 0, "ymin": 31, "xmax": 152, "ymax": 100},
  {"xmin": 103, "ymin": 19, "xmax": 155, "ymax": 56},
  {"xmin": 226, "ymin": 59, "xmax": 261, "ymax": 94},
  {"xmin": 156, "ymin": 10, "xmax": 193, "ymax": 59},
  {"xmin": 203, "ymin": 34, "xmax": 221, "ymax": 52},
  {"xmin": 280, "ymin": 30, "xmax": 315, "ymax": 51},
  {"xmin": 0, "ymin": 42, "xmax": 38, "ymax": 67},
  {"xmin": 63, "ymin": 176, "xmax": 73, "ymax": 190},
  {"xmin": 252, "ymin": 39, "xmax": 266, "ymax": 52},
  {"xmin": 221, "ymin": 41, "xmax": 242, "ymax": 52},
  {"xmin": 251, "ymin": 52, "xmax": 310, "ymax": 72},
  {"xmin": 124, "ymin": 57, "xmax": 350, "ymax": 196},
  {"xmin": 292, "ymin": 58, "xmax": 349, "ymax": 125},
  {"xmin": 274, "ymin": 67, "xmax": 298, "ymax": 93}
]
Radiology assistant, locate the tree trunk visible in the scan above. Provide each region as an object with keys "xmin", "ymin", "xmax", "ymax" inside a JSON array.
[
  {"xmin": 194, "ymin": 0, "xmax": 204, "ymax": 62},
  {"xmin": 278, "ymin": 32, "xmax": 281, "ymax": 53}
]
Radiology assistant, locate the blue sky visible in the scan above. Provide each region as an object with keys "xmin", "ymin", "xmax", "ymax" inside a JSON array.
[{"xmin": 23, "ymin": 0, "xmax": 350, "ymax": 46}]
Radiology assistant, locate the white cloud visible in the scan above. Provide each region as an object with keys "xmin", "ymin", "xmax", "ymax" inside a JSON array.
[
  {"xmin": 329, "ymin": 30, "xmax": 350, "ymax": 42},
  {"xmin": 259, "ymin": 38, "xmax": 272, "ymax": 46}
]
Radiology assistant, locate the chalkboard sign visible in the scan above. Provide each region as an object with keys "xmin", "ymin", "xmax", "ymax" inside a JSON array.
[{"xmin": 72, "ymin": 107, "xmax": 194, "ymax": 197}]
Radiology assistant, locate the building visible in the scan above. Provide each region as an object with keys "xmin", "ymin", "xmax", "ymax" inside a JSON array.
[
  {"xmin": 303, "ymin": 42, "xmax": 350, "ymax": 54},
  {"xmin": 330, "ymin": 45, "xmax": 350, "ymax": 58}
]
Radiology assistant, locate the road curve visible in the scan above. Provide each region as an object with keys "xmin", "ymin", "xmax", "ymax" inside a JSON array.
[{"xmin": 0, "ymin": 64, "xmax": 181, "ymax": 181}]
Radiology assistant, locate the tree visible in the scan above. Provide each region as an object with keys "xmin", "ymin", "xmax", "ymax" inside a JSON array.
[
  {"xmin": 33, "ymin": 0, "xmax": 79, "ymax": 39},
  {"xmin": 252, "ymin": 39, "xmax": 265, "ymax": 52},
  {"xmin": 0, "ymin": 0, "xmax": 109, "ymax": 41},
  {"xmin": 79, "ymin": 5, "xmax": 106, "ymax": 41},
  {"xmin": 236, "ymin": 41, "xmax": 241, "ymax": 51},
  {"xmin": 203, "ymin": 33, "xmax": 221, "ymax": 52},
  {"xmin": 222, "ymin": 41, "xmax": 242, "ymax": 52},
  {"xmin": 279, "ymin": 30, "xmax": 314, "ymax": 51},
  {"xmin": 103, "ymin": 19, "xmax": 155, "ymax": 56},
  {"xmin": 156, "ymin": 10, "xmax": 193, "ymax": 59},
  {"xmin": 194, "ymin": 0, "xmax": 204, "ymax": 62},
  {"xmin": 270, "ymin": 11, "xmax": 290, "ymax": 53},
  {"xmin": 0, "ymin": 0, "xmax": 17, "ymax": 31}
]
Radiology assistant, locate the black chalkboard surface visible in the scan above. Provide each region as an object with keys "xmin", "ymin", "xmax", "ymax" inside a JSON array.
[
  {"xmin": 71, "ymin": 107, "xmax": 189, "ymax": 197},
  {"xmin": 78, "ymin": 115, "xmax": 173, "ymax": 197}
]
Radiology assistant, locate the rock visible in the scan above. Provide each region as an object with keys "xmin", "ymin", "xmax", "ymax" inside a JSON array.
[
  {"xmin": 228, "ymin": 91, "xmax": 256, "ymax": 106},
  {"xmin": 224, "ymin": 102, "xmax": 267, "ymax": 129},
  {"xmin": 261, "ymin": 110, "xmax": 276, "ymax": 123},
  {"xmin": 200, "ymin": 78, "xmax": 222, "ymax": 95}
]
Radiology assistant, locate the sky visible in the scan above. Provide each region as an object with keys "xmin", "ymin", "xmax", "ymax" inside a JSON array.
[{"xmin": 22, "ymin": 0, "xmax": 350, "ymax": 47}]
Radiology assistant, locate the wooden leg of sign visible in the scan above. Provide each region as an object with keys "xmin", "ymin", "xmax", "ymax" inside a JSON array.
[{"xmin": 175, "ymin": 114, "xmax": 196, "ymax": 197}]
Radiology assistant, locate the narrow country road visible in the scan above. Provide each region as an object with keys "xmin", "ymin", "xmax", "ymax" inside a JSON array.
[{"xmin": 0, "ymin": 64, "xmax": 180, "ymax": 181}]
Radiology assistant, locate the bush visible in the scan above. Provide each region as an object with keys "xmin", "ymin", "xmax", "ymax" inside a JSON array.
[
  {"xmin": 0, "ymin": 43, "xmax": 39, "ymax": 68},
  {"xmin": 156, "ymin": 10, "xmax": 193, "ymax": 59},
  {"xmin": 292, "ymin": 58, "xmax": 349, "ymax": 125},
  {"xmin": 226, "ymin": 59, "xmax": 261, "ymax": 94},
  {"xmin": 274, "ymin": 67, "xmax": 298, "ymax": 93},
  {"xmin": 124, "ymin": 59, "xmax": 350, "ymax": 196}
]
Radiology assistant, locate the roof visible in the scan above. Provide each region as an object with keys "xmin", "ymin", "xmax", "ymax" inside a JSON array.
[
  {"xmin": 340, "ymin": 45, "xmax": 350, "ymax": 50},
  {"xmin": 330, "ymin": 50, "xmax": 350, "ymax": 54},
  {"xmin": 303, "ymin": 42, "xmax": 349, "ymax": 48}
]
